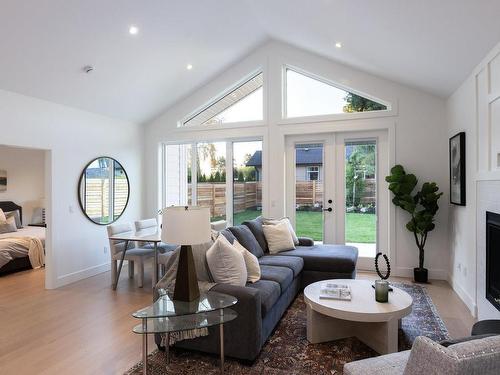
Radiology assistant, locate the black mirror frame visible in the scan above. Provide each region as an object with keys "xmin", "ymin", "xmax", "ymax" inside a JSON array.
[{"xmin": 78, "ymin": 156, "xmax": 130, "ymax": 226}]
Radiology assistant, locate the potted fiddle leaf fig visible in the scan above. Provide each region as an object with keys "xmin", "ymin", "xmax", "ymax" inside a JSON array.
[{"xmin": 385, "ymin": 165, "xmax": 443, "ymax": 283}]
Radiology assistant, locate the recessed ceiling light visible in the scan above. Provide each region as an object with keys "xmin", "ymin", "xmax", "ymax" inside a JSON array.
[
  {"xmin": 129, "ymin": 25, "xmax": 139, "ymax": 35},
  {"xmin": 335, "ymin": 42, "xmax": 342, "ymax": 48},
  {"xmin": 186, "ymin": 64, "xmax": 193, "ymax": 70}
]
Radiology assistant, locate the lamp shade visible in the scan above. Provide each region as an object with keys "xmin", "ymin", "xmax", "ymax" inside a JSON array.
[{"xmin": 161, "ymin": 206, "xmax": 211, "ymax": 245}]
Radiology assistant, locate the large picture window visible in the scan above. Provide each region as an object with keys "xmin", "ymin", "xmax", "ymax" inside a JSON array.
[
  {"xmin": 285, "ymin": 68, "xmax": 387, "ymax": 118},
  {"xmin": 163, "ymin": 139, "xmax": 263, "ymax": 224}
]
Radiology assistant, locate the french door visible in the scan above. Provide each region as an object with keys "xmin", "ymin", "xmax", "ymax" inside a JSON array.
[{"xmin": 285, "ymin": 130, "xmax": 389, "ymax": 271}]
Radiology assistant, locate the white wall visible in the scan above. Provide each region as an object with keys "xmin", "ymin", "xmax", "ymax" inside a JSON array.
[
  {"xmin": 145, "ymin": 41, "xmax": 449, "ymax": 280},
  {"xmin": 446, "ymin": 75, "xmax": 477, "ymax": 315},
  {"xmin": 0, "ymin": 145, "xmax": 46, "ymax": 224},
  {"xmin": 0, "ymin": 89, "xmax": 143, "ymax": 289},
  {"xmin": 447, "ymin": 40, "xmax": 500, "ymax": 318}
]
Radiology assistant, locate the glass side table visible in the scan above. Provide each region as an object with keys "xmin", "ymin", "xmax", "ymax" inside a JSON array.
[{"xmin": 132, "ymin": 291, "xmax": 238, "ymax": 375}]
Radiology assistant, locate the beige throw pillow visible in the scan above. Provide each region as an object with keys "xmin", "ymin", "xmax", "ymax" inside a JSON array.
[
  {"xmin": 0, "ymin": 208, "xmax": 6, "ymax": 224},
  {"xmin": 263, "ymin": 221, "xmax": 296, "ymax": 254},
  {"xmin": 206, "ymin": 234, "xmax": 247, "ymax": 286},
  {"xmin": 263, "ymin": 217, "xmax": 299, "ymax": 245},
  {"xmin": 233, "ymin": 240, "xmax": 261, "ymax": 283}
]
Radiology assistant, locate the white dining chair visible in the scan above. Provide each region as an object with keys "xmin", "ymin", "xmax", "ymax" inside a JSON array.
[
  {"xmin": 107, "ymin": 223, "xmax": 155, "ymax": 288},
  {"xmin": 135, "ymin": 218, "xmax": 180, "ymax": 277},
  {"xmin": 134, "ymin": 218, "xmax": 178, "ymax": 253}
]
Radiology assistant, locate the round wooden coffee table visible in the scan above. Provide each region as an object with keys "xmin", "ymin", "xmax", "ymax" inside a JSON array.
[{"xmin": 304, "ymin": 279, "xmax": 413, "ymax": 354}]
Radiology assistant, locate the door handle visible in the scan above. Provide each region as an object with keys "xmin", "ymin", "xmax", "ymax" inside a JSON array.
[{"xmin": 323, "ymin": 207, "xmax": 333, "ymax": 212}]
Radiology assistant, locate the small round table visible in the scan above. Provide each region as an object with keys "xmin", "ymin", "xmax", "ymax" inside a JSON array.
[
  {"xmin": 304, "ymin": 279, "xmax": 413, "ymax": 354},
  {"xmin": 132, "ymin": 291, "xmax": 238, "ymax": 375}
]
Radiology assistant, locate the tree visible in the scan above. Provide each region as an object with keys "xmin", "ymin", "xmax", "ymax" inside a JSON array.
[
  {"xmin": 214, "ymin": 171, "xmax": 222, "ymax": 182},
  {"xmin": 215, "ymin": 156, "xmax": 226, "ymax": 174},
  {"xmin": 345, "ymin": 144, "xmax": 376, "ymax": 207},
  {"xmin": 237, "ymin": 170, "xmax": 245, "ymax": 182},
  {"xmin": 343, "ymin": 93, "xmax": 387, "ymax": 113}
]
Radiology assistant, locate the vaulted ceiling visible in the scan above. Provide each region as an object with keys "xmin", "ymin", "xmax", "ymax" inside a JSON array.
[{"xmin": 1, "ymin": 0, "xmax": 500, "ymax": 123}]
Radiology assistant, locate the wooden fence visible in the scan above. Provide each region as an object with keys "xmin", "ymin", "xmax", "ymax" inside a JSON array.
[
  {"xmin": 84, "ymin": 177, "xmax": 129, "ymax": 219},
  {"xmin": 188, "ymin": 182, "xmax": 262, "ymax": 218},
  {"xmin": 296, "ymin": 179, "xmax": 375, "ymax": 207},
  {"xmin": 296, "ymin": 180, "xmax": 323, "ymax": 206},
  {"xmin": 184, "ymin": 179, "xmax": 375, "ymax": 218}
]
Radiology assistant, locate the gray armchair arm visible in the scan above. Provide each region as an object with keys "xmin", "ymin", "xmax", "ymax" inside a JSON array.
[{"xmin": 298, "ymin": 237, "xmax": 315, "ymax": 246}]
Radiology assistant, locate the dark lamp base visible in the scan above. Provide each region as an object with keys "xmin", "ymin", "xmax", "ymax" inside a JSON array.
[{"xmin": 173, "ymin": 245, "xmax": 200, "ymax": 302}]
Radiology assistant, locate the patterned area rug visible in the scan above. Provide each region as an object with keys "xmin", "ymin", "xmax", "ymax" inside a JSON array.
[{"xmin": 126, "ymin": 282, "xmax": 450, "ymax": 375}]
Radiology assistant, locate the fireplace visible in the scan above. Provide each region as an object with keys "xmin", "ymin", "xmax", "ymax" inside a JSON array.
[{"xmin": 486, "ymin": 211, "xmax": 500, "ymax": 312}]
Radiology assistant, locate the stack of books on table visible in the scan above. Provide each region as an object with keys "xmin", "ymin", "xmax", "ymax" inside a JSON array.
[{"xmin": 319, "ymin": 282, "xmax": 352, "ymax": 301}]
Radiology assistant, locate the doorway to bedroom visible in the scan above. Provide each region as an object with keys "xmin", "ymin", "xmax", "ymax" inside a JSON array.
[{"xmin": 0, "ymin": 145, "xmax": 48, "ymax": 286}]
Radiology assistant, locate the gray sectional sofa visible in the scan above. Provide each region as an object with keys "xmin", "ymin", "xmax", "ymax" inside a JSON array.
[{"xmin": 162, "ymin": 217, "xmax": 358, "ymax": 361}]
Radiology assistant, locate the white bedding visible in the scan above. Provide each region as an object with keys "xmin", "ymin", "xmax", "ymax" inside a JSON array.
[{"xmin": 0, "ymin": 226, "xmax": 46, "ymax": 269}]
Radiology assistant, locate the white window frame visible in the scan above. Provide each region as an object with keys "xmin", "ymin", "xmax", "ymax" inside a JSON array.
[
  {"xmin": 281, "ymin": 65, "xmax": 394, "ymax": 124},
  {"xmin": 161, "ymin": 137, "xmax": 264, "ymax": 225},
  {"xmin": 179, "ymin": 70, "xmax": 265, "ymax": 129},
  {"xmin": 305, "ymin": 165, "xmax": 320, "ymax": 181}
]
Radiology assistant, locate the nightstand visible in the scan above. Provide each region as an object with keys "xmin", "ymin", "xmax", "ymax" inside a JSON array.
[{"xmin": 28, "ymin": 223, "xmax": 47, "ymax": 228}]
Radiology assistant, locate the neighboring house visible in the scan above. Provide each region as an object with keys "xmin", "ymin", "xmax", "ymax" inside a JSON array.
[{"xmin": 246, "ymin": 147, "xmax": 323, "ymax": 181}]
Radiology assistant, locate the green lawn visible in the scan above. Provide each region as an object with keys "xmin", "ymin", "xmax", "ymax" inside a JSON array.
[
  {"xmin": 233, "ymin": 209, "xmax": 376, "ymax": 243},
  {"xmin": 233, "ymin": 209, "xmax": 263, "ymax": 225}
]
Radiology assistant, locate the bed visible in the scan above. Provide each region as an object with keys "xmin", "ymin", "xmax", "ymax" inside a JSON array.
[{"xmin": 0, "ymin": 201, "xmax": 46, "ymax": 276}]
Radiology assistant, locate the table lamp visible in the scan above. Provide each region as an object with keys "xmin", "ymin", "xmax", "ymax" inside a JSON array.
[{"xmin": 161, "ymin": 206, "xmax": 211, "ymax": 301}]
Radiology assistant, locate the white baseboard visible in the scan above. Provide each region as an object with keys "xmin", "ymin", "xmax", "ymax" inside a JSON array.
[
  {"xmin": 54, "ymin": 261, "xmax": 111, "ymax": 288},
  {"xmin": 448, "ymin": 275, "xmax": 477, "ymax": 317},
  {"xmin": 394, "ymin": 266, "xmax": 448, "ymax": 280}
]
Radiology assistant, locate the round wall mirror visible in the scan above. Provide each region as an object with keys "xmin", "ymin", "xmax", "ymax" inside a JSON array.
[{"xmin": 78, "ymin": 157, "xmax": 130, "ymax": 225}]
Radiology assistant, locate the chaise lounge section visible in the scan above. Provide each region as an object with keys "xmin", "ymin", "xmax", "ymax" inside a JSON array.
[{"xmin": 167, "ymin": 217, "xmax": 358, "ymax": 361}]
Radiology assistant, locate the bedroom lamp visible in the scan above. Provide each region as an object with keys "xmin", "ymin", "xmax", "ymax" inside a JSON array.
[{"xmin": 161, "ymin": 206, "xmax": 211, "ymax": 302}]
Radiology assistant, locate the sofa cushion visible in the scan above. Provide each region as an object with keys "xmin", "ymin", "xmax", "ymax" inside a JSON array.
[
  {"xmin": 228, "ymin": 225, "xmax": 264, "ymax": 258},
  {"xmin": 246, "ymin": 279, "xmax": 281, "ymax": 317},
  {"xmin": 258, "ymin": 255, "xmax": 304, "ymax": 278},
  {"xmin": 279, "ymin": 244, "xmax": 358, "ymax": 274},
  {"xmin": 242, "ymin": 216, "xmax": 268, "ymax": 253},
  {"xmin": 259, "ymin": 265, "xmax": 293, "ymax": 292}
]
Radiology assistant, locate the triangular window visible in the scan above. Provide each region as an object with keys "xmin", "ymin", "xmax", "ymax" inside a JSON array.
[
  {"xmin": 183, "ymin": 72, "xmax": 263, "ymax": 127},
  {"xmin": 285, "ymin": 68, "xmax": 388, "ymax": 118}
]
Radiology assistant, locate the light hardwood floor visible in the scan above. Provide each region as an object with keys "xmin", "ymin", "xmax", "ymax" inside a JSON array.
[{"xmin": 0, "ymin": 267, "xmax": 475, "ymax": 375}]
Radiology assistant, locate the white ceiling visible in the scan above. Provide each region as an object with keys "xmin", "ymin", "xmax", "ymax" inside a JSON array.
[{"xmin": 1, "ymin": 0, "xmax": 500, "ymax": 124}]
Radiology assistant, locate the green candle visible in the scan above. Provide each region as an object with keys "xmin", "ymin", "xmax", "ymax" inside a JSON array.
[{"xmin": 375, "ymin": 280, "xmax": 389, "ymax": 303}]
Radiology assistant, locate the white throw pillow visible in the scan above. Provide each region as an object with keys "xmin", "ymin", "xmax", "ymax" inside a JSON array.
[
  {"xmin": 206, "ymin": 234, "xmax": 247, "ymax": 286},
  {"xmin": 262, "ymin": 221, "xmax": 296, "ymax": 254},
  {"xmin": 263, "ymin": 217, "xmax": 299, "ymax": 245},
  {"xmin": 0, "ymin": 216, "xmax": 17, "ymax": 234},
  {"xmin": 233, "ymin": 240, "xmax": 261, "ymax": 283},
  {"xmin": 0, "ymin": 209, "xmax": 6, "ymax": 224}
]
